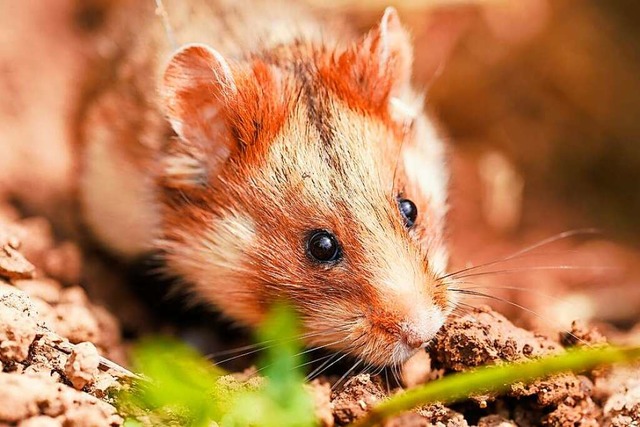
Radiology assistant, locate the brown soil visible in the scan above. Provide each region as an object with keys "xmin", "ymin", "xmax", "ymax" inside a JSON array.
[
  {"xmin": 0, "ymin": 207, "xmax": 125, "ymax": 426},
  {"xmin": 0, "ymin": 206, "xmax": 639, "ymax": 425},
  {"xmin": 329, "ymin": 306, "xmax": 640, "ymax": 426}
]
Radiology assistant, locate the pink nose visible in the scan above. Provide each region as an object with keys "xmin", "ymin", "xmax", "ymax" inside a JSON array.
[
  {"xmin": 400, "ymin": 307, "xmax": 446, "ymax": 350},
  {"xmin": 403, "ymin": 330, "xmax": 429, "ymax": 350}
]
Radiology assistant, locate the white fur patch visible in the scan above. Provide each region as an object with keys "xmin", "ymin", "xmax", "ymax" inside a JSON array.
[
  {"xmin": 403, "ymin": 118, "xmax": 448, "ymax": 220},
  {"xmin": 201, "ymin": 212, "xmax": 256, "ymax": 270},
  {"xmin": 390, "ymin": 96, "xmax": 418, "ymax": 121},
  {"xmin": 172, "ymin": 210, "xmax": 260, "ymax": 324},
  {"xmin": 405, "ymin": 304, "xmax": 446, "ymax": 342},
  {"xmin": 393, "ymin": 305, "xmax": 446, "ymax": 363},
  {"xmin": 402, "ymin": 116, "xmax": 449, "ymax": 274}
]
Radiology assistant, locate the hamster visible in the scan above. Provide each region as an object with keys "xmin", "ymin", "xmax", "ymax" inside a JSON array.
[{"xmin": 76, "ymin": 0, "xmax": 453, "ymax": 367}]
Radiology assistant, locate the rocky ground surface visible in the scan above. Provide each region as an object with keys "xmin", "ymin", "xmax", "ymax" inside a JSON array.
[{"xmin": 0, "ymin": 204, "xmax": 638, "ymax": 426}]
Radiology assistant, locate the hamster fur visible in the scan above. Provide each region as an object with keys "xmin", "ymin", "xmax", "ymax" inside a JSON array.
[{"xmin": 77, "ymin": 0, "xmax": 453, "ymax": 366}]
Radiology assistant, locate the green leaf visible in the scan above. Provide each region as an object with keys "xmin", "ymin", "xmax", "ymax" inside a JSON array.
[
  {"xmin": 221, "ymin": 303, "xmax": 317, "ymax": 427},
  {"xmin": 117, "ymin": 303, "xmax": 317, "ymax": 427},
  {"xmin": 119, "ymin": 338, "xmax": 228, "ymax": 426}
]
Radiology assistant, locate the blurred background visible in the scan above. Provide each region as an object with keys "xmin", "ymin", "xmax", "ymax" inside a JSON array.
[{"xmin": 0, "ymin": 0, "xmax": 638, "ymax": 340}]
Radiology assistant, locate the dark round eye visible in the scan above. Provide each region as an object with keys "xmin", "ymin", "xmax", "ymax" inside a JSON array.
[
  {"xmin": 398, "ymin": 198, "xmax": 418, "ymax": 227},
  {"xmin": 307, "ymin": 230, "xmax": 342, "ymax": 263}
]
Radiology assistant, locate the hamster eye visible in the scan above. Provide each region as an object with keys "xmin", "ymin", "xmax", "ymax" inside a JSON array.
[
  {"xmin": 307, "ymin": 230, "xmax": 342, "ymax": 263},
  {"xmin": 398, "ymin": 198, "xmax": 417, "ymax": 227}
]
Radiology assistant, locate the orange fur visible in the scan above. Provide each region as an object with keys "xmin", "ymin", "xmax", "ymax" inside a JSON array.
[
  {"xmin": 80, "ymin": 1, "xmax": 453, "ymax": 367},
  {"xmin": 319, "ymin": 8, "xmax": 413, "ymax": 122}
]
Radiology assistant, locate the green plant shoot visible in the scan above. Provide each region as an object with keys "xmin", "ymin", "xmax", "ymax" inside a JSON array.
[
  {"xmin": 119, "ymin": 338, "xmax": 228, "ymax": 426},
  {"xmin": 118, "ymin": 303, "xmax": 316, "ymax": 427},
  {"xmin": 221, "ymin": 303, "xmax": 316, "ymax": 427},
  {"xmin": 351, "ymin": 345, "xmax": 640, "ymax": 427}
]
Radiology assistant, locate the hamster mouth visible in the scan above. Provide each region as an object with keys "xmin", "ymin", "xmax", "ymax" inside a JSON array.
[
  {"xmin": 349, "ymin": 333, "xmax": 435, "ymax": 367},
  {"xmin": 391, "ymin": 342, "xmax": 422, "ymax": 365},
  {"xmin": 300, "ymin": 299, "xmax": 449, "ymax": 367},
  {"xmin": 327, "ymin": 312, "xmax": 444, "ymax": 367}
]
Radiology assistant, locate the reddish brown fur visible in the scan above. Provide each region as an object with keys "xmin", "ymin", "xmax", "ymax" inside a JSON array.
[
  {"xmin": 230, "ymin": 60, "xmax": 293, "ymax": 147},
  {"xmin": 160, "ymin": 34, "xmax": 452, "ymax": 365},
  {"xmin": 80, "ymin": 1, "xmax": 453, "ymax": 367}
]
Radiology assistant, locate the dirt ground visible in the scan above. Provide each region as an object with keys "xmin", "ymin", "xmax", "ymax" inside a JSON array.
[
  {"xmin": 1, "ymin": 207, "xmax": 639, "ymax": 426},
  {"xmin": 0, "ymin": 0, "xmax": 639, "ymax": 426}
]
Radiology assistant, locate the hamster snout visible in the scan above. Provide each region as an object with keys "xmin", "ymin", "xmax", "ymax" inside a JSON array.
[
  {"xmin": 400, "ymin": 305, "xmax": 447, "ymax": 350},
  {"xmin": 345, "ymin": 270, "xmax": 451, "ymax": 365}
]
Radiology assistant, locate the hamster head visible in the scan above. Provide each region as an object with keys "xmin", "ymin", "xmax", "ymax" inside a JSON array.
[{"xmin": 158, "ymin": 8, "xmax": 453, "ymax": 366}]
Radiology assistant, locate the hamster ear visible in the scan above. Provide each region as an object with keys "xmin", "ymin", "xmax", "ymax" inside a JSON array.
[
  {"xmin": 159, "ymin": 44, "xmax": 237, "ymax": 190},
  {"xmin": 375, "ymin": 7, "xmax": 413, "ymax": 91},
  {"xmin": 340, "ymin": 7, "xmax": 413, "ymax": 104}
]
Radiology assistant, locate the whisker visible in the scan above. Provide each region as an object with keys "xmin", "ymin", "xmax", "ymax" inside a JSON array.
[
  {"xmin": 251, "ymin": 336, "xmax": 353, "ymax": 377},
  {"xmin": 251, "ymin": 351, "xmax": 340, "ymax": 379},
  {"xmin": 297, "ymin": 337, "xmax": 349, "ymax": 358},
  {"xmin": 360, "ymin": 362, "xmax": 375, "ymax": 375},
  {"xmin": 208, "ymin": 327, "xmax": 349, "ymax": 365},
  {"xmin": 305, "ymin": 353, "xmax": 339, "ymax": 382},
  {"xmin": 291, "ymin": 353, "xmax": 335, "ymax": 372},
  {"xmin": 391, "ymin": 363, "xmax": 401, "ymax": 386},
  {"xmin": 208, "ymin": 328, "xmax": 331, "ymax": 358},
  {"xmin": 373, "ymin": 364, "xmax": 385, "ymax": 377},
  {"xmin": 451, "ymin": 284, "xmax": 585, "ymax": 307},
  {"xmin": 207, "ymin": 342, "xmax": 273, "ymax": 359},
  {"xmin": 451, "ymin": 265, "xmax": 617, "ymax": 280},
  {"xmin": 306, "ymin": 352, "xmax": 348, "ymax": 382},
  {"xmin": 453, "ymin": 289, "xmax": 592, "ymax": 347},
  {"xmin": 448, "ymin": 306, "xmax": 472, "ymax": 320},
  {"xmin": 384, "ymin": 368, "xmax": 390, "ymax": 394},
  {"xmin": 332, "ymin": 359, "xmax": 363, "ymax": 391},
  {"xmin": 439, "ymin": 228, "xmax": 601, "ymax": 281},
  {"xmin": 210, "ymin": 347, "xmax": 269, "ymax": 366},
  {"xmin": 454, "ymin": 300, "xmax": 480, "ymax": 312}
]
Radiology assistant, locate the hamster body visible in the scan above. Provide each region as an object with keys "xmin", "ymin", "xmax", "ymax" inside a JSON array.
[{"xmin": 77, "ymin": 0, "xmax": 453, "ymax": 366}]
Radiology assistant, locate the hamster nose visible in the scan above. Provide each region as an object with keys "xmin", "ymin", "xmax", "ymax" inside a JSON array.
[
  {"xmin": 402, "ymin": 329, "xmax": 430, "ymax": 350},
  {"xmin": 400, "ymin": 306, "xmax": 446, "ymax": 349}
]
